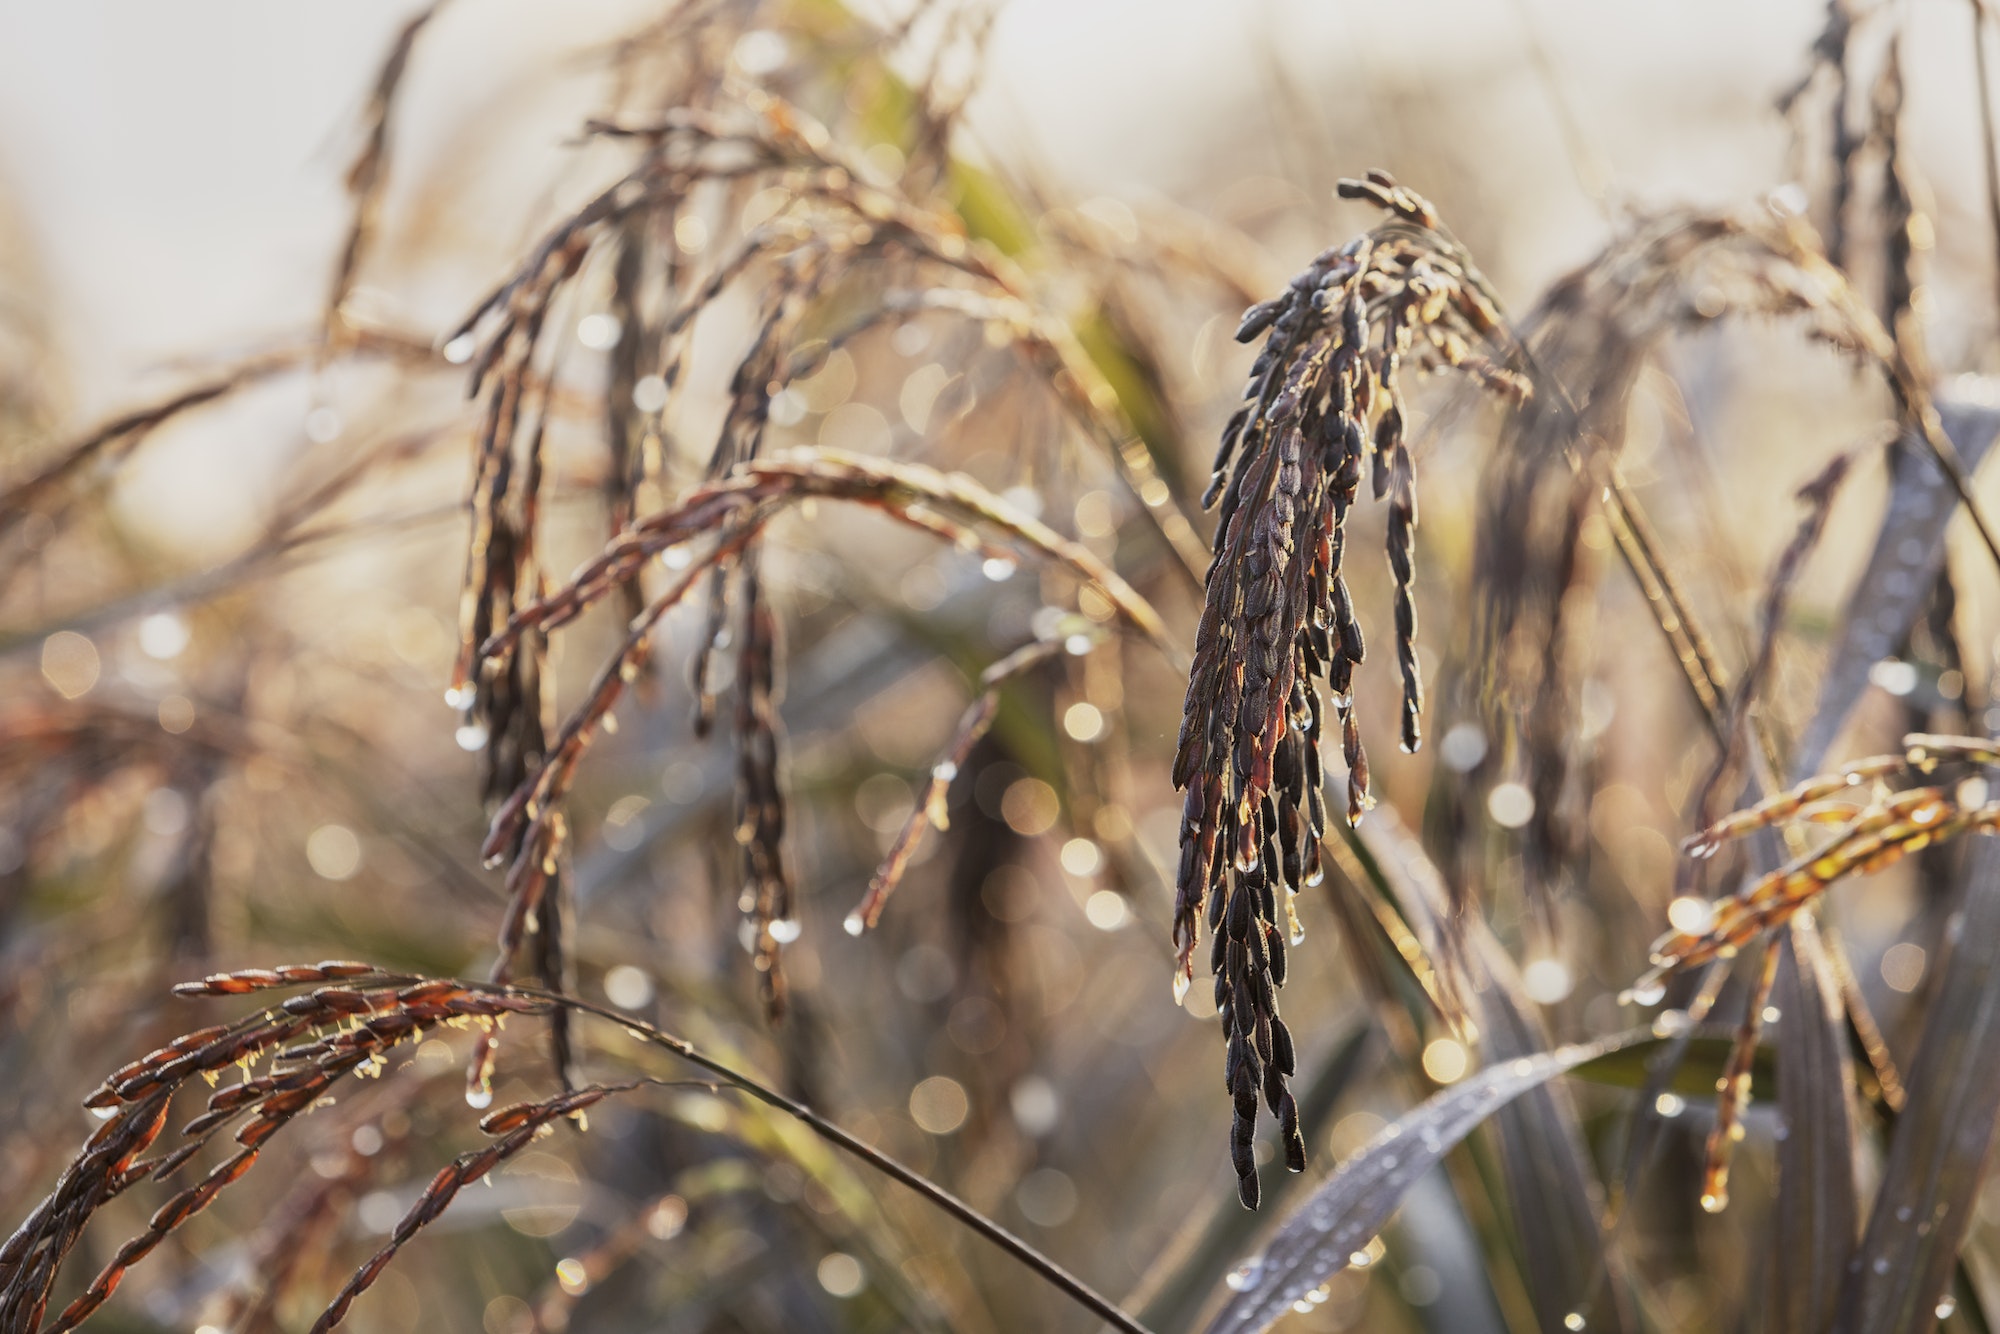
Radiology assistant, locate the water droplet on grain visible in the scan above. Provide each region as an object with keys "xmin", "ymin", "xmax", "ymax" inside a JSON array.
[
  {"xmin": 843, "ymin": 911, "xmax": 866, "ymax": 937},
  {"xmin": 769, "ymin": 918, "xmax": 802, "ymax": 944},
  {"xmin": 1172, "ymin": 971, "xmax": 1191, "ymax": 1006},
  {"xmin": 466, "ymin": 1087, "xmax": 493, "ymax": 1110},
  {"xmin": 1225, "ymin": 1258, "xmax": 1262, "ymax": 1291},
  {"xmin": 1564, "ymin": 1314, "xmax": 1587, "ymax": 1332}
]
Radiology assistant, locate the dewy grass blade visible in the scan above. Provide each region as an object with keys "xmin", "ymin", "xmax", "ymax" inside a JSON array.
[
  {"xmin": 1770, "ymin": 915, "xmax": 1859, "ymax": 1334},
  {"xmin": 1833, "ymin": 838, "xmax": 2000, "ymax": 1334},
  {"xmin": 1794, "ymin": 390, "xmax": 2000, "ymax": 776},
  {"xmin": 1200, "ymin": 1031, "xmax": 1649, "ymax": 1334}
]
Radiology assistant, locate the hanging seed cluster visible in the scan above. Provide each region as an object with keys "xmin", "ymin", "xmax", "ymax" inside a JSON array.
[{"xmin": 1172, "ymin": 174, "xmax": 1524, "ymax": 1208}]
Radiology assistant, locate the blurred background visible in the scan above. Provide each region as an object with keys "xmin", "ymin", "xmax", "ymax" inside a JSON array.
[{"xmin": 2, "ymin": 2, "xmax": 1998, "ymax": 1331}]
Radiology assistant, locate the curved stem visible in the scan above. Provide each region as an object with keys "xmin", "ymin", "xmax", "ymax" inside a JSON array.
[{"xmin": 497, "ymin": 983, "xmax": 1155, "ymax": 1334}]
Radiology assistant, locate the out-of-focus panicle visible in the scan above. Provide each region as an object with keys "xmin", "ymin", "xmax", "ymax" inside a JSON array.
[
  {"xmin": 1171, "ymin": 172, "xmax": 1527, "ymax": 1208},
  {"xmin": 1639, "ymin": 736, "xmax": 2000, "ymax": 998},
  {"xmin": 732, "ymin": 558, "xmax": 793, "ymax": 1018},
  {"xmin": 847, "ymin": 636, "xmax": 1072, "ymax": 934},
  {"xmin": 1681, "ymin": 754, "xmax": 1908, "ymax": 859},
  {"xmin": 1631, "ymin": 733, "xmax": 2000, "ymax": 1216}
]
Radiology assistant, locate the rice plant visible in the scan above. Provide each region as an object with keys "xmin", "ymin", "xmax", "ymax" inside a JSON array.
[{"xmin": 8, "ymin": 2, "xmax": 2000, "ymax": 1332}]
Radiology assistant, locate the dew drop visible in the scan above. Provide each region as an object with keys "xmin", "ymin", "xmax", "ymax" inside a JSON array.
[
  {"xmin": 1873, "ymin": 1257, "xmax": 1891, "ymax": 1275},
  {"xmin": 1627, "ymin": 981, "xmax": 1666, "ymax": 1007},
  {"xmin": 1699, "ymin": 1192, "xmax": 1726, "ymax": 1214},
  {"xmin": 466, "ymin": 1087, "xmax": 493, "ymax": 1110},
  {"xmin": 455, "ymin": 724, "xmax": 489, "ymax": 752},
  {"xmin": 443, "ymin": 333, "xmax": 476, "ymax": 364},
  {"xmin": 1564, "ymin": 1315, "xmax": 1587, "ymax": 1332},
  {"xmin": 1172, "ymin": 971, "xmax": 1192, "ymax": 1006},
  {"xmin": 1349, "ymin": 1249, "xmax": 1373, "ymax": 1268},
  {"xmin": 1293, "ymin": 1299, "xmax": 1315, "ymax": 1315},
  {"xmin": 932, "ymin": 761, "xmax": 959, "ymax": 784},
  {"xmin": 769, "ymin": 918, "xmax": 802, "ymax": 944},
  {"xmin": 1225, "ymin": 1258, "xmax": 1263, "ymax": 1291},
  {"xmin": 843, "ymin": 912, "xmax": 866, "ymax": 937},
  {"xmin": 1290, "ymin": 921, "xmax": 1306, "ymax": 946},
  {"xmin": 444, "ymin": 684, "xmax": 474, "ymax": 710},
  {"xmin": 982, "ymin": 556, "xmax": 1017, "ymax": 582},
  {"xmin": 1938, "ymin": 1297, "xmax": 1958, "ymax": 1319}
]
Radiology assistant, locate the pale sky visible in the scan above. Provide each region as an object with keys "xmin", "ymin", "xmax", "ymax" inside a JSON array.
[{"xmin": 0, "ymin": 1, "xmax": 1963, "ymax": 423}]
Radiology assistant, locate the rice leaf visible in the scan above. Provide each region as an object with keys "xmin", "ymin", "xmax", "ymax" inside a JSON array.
[
  {"xmin": 1771, "ymin": 915, "xmax": 1860, "ymax": 1334},
  {"xmin": 1794, "ymin": 393, "xmax": 2000, "ymax": 775},
  {"xmin": 1356, "ymin": 812, "xmax": 1633, "ymax": 1331},
  {"xmin": 1200, "ymin": 1030, "xmax": 1647, "ymax": 1334},
  {"xmin": 1475, "ymin": 955, "xmax": 1636, "ymax": 1334},
  {"xmin": 1832, "ymin": 838, "xmax": 2000, "ymax": 1333}
]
